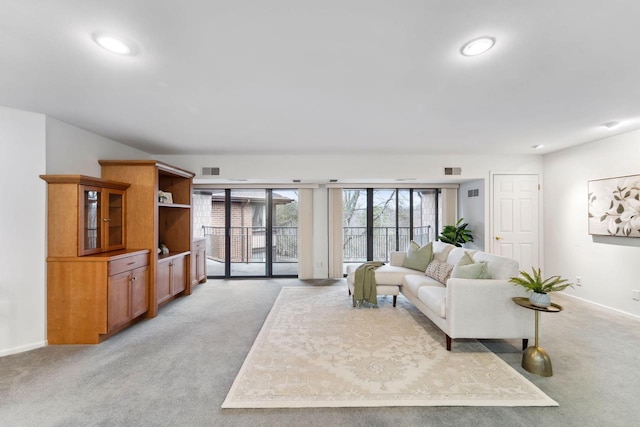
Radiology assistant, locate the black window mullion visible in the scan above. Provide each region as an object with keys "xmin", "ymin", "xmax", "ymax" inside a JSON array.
[
  {"xmin": 266, "ymin": 190, "xmax": 273, "ymax": 277},
  {"xmin": 224, "ymin": 189, "xmax": 231, "ymax": 277},
  {"xmin": 367, "ymin": 189, "xmax": 372, "ymax": 261}
]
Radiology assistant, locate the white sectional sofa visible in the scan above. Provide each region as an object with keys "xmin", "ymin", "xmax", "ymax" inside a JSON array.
[{"xmin": 347, "ymin": 241, "xmax": 534, "ymax": 351}]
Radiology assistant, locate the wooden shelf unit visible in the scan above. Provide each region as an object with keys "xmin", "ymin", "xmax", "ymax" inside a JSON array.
[
  {"xmin": 99, "ymin": 160, "xmax": 195, "ymax": 317},
  {"xmin": 40, "ymin": 175, "xmax": 150, "ymax": 344}
]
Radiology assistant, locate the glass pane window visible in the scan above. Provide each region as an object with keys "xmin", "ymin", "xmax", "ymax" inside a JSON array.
[{"xmin": 84, "ymin": 190, "xmax": 101, "ymax": 250}]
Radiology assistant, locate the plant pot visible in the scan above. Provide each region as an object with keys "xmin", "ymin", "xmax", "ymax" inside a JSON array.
[{"xmin": 529, "ymin": 291, "xmax": 551, "ymax": 308}]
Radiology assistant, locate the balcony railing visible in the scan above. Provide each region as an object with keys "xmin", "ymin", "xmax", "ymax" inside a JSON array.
[
  {"xmin": 202, "ymin": 225, "xmax": 431, "ymax": 264},
  {"xmin": 202, "ymin": 226, "xmax": 298, "ymax": 262},
  {"xmin": 342, "ymin": 225, "xmax": 431, "ymax": 262}
]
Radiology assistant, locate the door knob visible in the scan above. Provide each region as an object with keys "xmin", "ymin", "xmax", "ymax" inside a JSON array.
[{"xmin": 495, "ymin": 236, "xmax": 503, "ymax": 240}]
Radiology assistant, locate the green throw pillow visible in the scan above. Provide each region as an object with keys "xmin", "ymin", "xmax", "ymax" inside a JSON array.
[
  {"xmin": 457, "ymin": 251, "xmax": 474, "ymax": 266},
  {"xmin": 451, "ymin": 262, "xmax": 489, "ymax": 279},
  {"xmin": 403, "ymin": 242, "xmax": 433, "ymax": 271}
]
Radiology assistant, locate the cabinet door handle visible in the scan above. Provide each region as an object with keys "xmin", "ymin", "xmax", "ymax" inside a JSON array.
[
  {"xmin": 131, "ymin": 276, "xmax": 137, "ymax": 281},
  {"xmin": 103, "ymin": 218, "xmax": 111, "ymax": 222},
  {"xmin": 495, "ymin": 236, "xmax": 503, "ymax": 240}
]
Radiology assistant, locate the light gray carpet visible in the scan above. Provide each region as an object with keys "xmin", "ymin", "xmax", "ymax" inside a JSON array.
[{"xmin": 1, "ymin": 278, "xmax": 639, "ymax": 426}]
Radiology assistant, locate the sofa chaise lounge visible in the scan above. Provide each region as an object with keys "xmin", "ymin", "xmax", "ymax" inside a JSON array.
[{"xmin": 347, "ymin": 241, "xmax": 535, "ymax": 350}]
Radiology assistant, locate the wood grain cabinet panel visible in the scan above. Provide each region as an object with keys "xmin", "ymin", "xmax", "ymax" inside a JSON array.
[
  {"xmin": 157, "ymin": 258, "xmax": 172, "ymax": 305},
  {"xmin": 131, "ymin": 266, "xmax": 149, "ymax": 318},
  {"xmin": 158, "ymin": 253, "xmax": 188, "ymax": 306},
  {"xmin": 108, "ymin": 263, "xmax": 150, "ymax": 332},
  {"xmin": 108, "ymin": 271, "xmax": 132, "ymax": 332}
]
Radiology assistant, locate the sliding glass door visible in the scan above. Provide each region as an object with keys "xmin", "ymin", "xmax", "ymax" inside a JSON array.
[
  {"xmin": 342, "ymin": 188, "xmax": 438, "ymax": 273},
  {"xmin": 198, "ymin": 188, "xmax": 299, "ymax": 278}
]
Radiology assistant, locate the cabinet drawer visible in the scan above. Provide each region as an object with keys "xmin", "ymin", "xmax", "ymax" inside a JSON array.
[{"xmin": 109, "ymin": 253, "xmax": 149, "ymax": 276}]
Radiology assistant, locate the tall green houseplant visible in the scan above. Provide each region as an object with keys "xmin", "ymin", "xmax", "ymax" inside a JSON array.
[{"xmin": 438, "ymin": 218, "xmax": 473, "ymax": 247}]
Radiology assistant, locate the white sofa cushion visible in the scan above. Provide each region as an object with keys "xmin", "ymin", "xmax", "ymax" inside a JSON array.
[
  {"xmin": 432, "ymin": 241, "xmax": 455, "ymax": 262},
  {"xmin": 374, "ymin": 264, "xmax": 417, "ymax": 285},
  {"xmin": 472, "ymin": 252, "xmax": 519, "ymax": 280},
  {"xmin": 445, "ymin": 247, "xmax": 476, "ymax": 266},
  {"xmin": 346, "ymin": 264, "xmax": 401, "ymax": 296},
  {"xmin": 402, "ymin": 274, "xmax": 442, "ymax": 296},
  {"xmin": 418, "ymin": 285, "xmax": 446, "ymax": 318}
]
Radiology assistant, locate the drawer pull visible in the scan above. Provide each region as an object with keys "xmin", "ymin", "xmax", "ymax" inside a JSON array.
[{"xmin": 126, "ymin": 261, "xmax": 135, "ymax": 265}]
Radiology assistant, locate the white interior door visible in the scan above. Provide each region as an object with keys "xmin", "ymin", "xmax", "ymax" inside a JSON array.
[{"xmin": 492, "ymin": 174, "xmax": 540, "ymax": 272}]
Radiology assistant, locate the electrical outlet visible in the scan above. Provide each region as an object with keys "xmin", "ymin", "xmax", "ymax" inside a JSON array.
[
  {"xmin": 632, "ymin": 290, "xmax": 640, "ymax": 301},
  {"xmin": 576, "ymin": 276, "xmax": 582, "ymax": 287}
]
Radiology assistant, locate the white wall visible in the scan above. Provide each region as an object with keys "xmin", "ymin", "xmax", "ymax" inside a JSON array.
[
  {"xmin": 458, "ymin": 179, "xmax": 485, "ymax": 251},
  {"xmin": 157, "ymin": 153, "xmax": 543, "ymax": 183},
  {"xmin": 46, "ymin": 117, "xmax": 150, "ymax": 175},
  {"xmin": 544, "ymin": 129, "xmax": 640, "ymax": 317},
  {"xmin": 157, "ymin": 153, "xmax": 543, "ymax": 277},
  {"xmin": 0, "ymin": 107, "xmax": 47, "ymax": 356}
]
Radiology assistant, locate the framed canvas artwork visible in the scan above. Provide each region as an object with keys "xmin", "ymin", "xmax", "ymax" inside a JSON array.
[{"xmin": 588, "ymin": 174, "xmax": 640, "ymax": 237}]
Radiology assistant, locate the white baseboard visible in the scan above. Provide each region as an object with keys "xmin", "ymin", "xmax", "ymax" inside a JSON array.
[
  {"xmin": 560, "ymin": 292, "xmax": 640, "ymax": 321},
  {"xmin": 0, "ymin": 340, "xmax": 47, "ymax": 357}
]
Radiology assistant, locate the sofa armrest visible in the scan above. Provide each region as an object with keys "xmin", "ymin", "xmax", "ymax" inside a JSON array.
[
  {"xmin": 390, "ymin": 251, "xmax": 407, "ymax": 267},
  {"xmin": 445, "ymin": 278, "xmax": 534, "ymax": 339}
]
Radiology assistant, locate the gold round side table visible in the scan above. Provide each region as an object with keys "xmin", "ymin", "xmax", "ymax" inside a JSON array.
[{"xmin": 512, "ymin": 296, "xmax": 562, "ymax": 377}]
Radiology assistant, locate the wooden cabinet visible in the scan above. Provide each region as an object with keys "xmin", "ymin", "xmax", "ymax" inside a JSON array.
[
  {"xmin": 47, "ymin": 250, "xmax": 150, "ymax": 344},
  {"xmin": 40, "ymin": 175, "xmax": 129, "ymax": 257},
  {"xmin": 100, "ymin": 160, "xmax": 195, "ymax": 317},
  {"xmin": 157, "ymin": 254, "xmax": 188, "ymax": 305},
  {"xmin": 192, "ymin": 237, "xmax": 207, "ymax": 287},
  {"xmin": 108, "ymin": 271, "xmax": 131, "ymax": 332},
  {"xmin": 41, "ymin": 174, "xmax": 151, "ymax": 344},
  {"xmin": 108, "ymin": 253, "xmax": 149, "ymax": 331}
]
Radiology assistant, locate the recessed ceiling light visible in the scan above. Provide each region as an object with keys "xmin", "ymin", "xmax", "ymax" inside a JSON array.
[
  {"xmin": 92, "ymin": 32, "xmax": 138, "ymax": 55},
  {"xmin": 602, "ymin": 121, "xmax": 621, "ymax": 129},
  {"xmin": 532, "ymin": 145, "xmax": 544, "ymax": 150},
  {"xmin": 460, "ymin": 37, "xmax": 495, "ymax": 57}
]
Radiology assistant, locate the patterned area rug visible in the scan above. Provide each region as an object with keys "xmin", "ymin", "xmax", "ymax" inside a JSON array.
[{"xmin": 222, "ymin": 286, "xmax": 558, "ymax": 408}]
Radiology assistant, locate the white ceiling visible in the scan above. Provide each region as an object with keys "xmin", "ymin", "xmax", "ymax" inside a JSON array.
[{"xmin": 1, "ymin": 0, "xmax": 639, "ymax": 156}]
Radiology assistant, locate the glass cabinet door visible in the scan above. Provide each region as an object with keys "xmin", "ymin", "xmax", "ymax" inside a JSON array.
[
  {"xmin": 106, "ymin": 190, "xmax": 125, "ymax": 251},
  {"xmin": 80, "ymin": 186, "xmax": 103, "ymax": 255},
  {"xmin": 79, "ymin": 186, "xmax": 126, "ymax": 255}
]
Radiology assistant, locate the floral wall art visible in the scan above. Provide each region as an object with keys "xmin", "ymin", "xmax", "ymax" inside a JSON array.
[{"xmin": 588, "ymin": 174, "xmax": 640, "ymax": 237}]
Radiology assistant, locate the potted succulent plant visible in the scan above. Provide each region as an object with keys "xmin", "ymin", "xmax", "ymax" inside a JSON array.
[
  {"xmin": 509, "ymin": 268, "xmax": 574, "ymax": 307},
  {"xmin": 437, "ymin": 218, "xmax": 473, "ymax": 247}
]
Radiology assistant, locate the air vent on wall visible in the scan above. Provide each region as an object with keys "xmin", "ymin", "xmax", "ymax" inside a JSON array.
[
  {"xmin": 444, "ymin": 167, "xmax": 462, "ymax": 176},
  {"xmin": 468, "ymin": 189, "xmax": 479, "ymax": 197},
  {"xmin": 202, "ymin": 167, "xmax": 220, "ymax": 176}
]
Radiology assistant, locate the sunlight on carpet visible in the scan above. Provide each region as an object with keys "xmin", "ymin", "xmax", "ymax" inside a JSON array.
[{"xmin": 222, "ymin": 286, "xmax": 558, "ymax": 408}]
